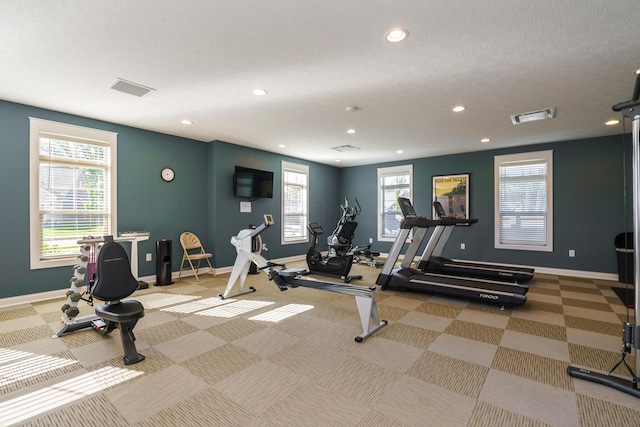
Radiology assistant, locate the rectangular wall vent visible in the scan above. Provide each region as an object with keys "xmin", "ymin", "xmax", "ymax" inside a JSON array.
[
  {"xmin": 511, "ymin": 108, "xmax": 556, "ymax": 125},
  {"xmin": 110, "ymin": 78, "xmax": 155, "ymax": 97},
  {"xmin": 331, "ymin": 145, "xmax": 361, "ymax": 152}
]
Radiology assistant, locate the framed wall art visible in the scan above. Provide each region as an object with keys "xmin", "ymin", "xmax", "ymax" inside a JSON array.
[{"xmin": 432, "ymin": 173, "xmax": 469, "ymax": 219}]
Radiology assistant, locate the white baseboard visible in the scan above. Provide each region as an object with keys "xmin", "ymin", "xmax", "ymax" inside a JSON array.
[
  {"xmin": 532, "ymin": 266, "xmax": 617, "ymax": 281},
  {"xmin": 0, "ymin": 289, "xmax": 71, "ymax": 309},
  {"xmin": 0, "ymin": 254, "xmax": 617, "ymax": 308},
  {"xmin": 445, "ymin": 257, "xmax": 618, "ymax": 281},
  {"xmin": 213, "ymin": 254, "xmax": 306, "ymax": 276}
]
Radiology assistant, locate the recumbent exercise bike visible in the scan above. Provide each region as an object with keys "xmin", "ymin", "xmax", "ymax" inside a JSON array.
[{"xmin": 306, "ymin": 197, "xmax": 380, "ymax": 282}]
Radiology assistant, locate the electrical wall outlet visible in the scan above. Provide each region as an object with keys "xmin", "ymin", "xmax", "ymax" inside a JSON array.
[
  {"xmin": 460, "ymin": 243, "xmax": 466, "ymax": 250},
  {"xmin": 146, "ymin": 253, "xmax": 152, "ymax": 262},
  {"xmin": 569, "ymin": 249, "xmax": 575, "ymax": 257},
  {"xmin": 369, "ymin": 237, "xmax": 373, "ymax": 244}
]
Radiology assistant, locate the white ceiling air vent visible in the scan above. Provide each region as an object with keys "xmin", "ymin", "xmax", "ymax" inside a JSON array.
[
  {"xmin": 511, "ymin": 108, "xmax": 556, "ymax": 125},
  {"xmin": 110, "ymin": 78, "xmax": 155, "ymax": 97},
  {"xmin": 331, "ymin": 145, "xmax": 361, "ymax": 152}
]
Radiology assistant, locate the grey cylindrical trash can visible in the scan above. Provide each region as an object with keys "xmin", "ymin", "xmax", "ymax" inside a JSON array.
[
  {"xmin": 156, "ymin": 239, "xmax": 174, "ymax": 286},
  {"xmin": 615, "ymin": 232, "xmax": 634, "ymax": 284}
]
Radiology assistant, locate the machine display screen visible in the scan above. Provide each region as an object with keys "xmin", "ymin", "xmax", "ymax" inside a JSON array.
[{"xmin": 398, "ymin": 197, "xmax": 417, "ymax": 217}]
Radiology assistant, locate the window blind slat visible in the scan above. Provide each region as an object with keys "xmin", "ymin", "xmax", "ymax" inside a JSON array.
[
  {"xmin": 282, "ymin": 163, "xmax": 308, "ymax": 242},
  {"xmin": 38, "ymin": 135, "xmax": 111, "ymax": 261},
  {"xmin": 377, "ymin": 166, "xmax": 412, "ymax": 240},
  {"xmin": 495, "ymin": 150, "xmax": 552, "ymax": 251}
]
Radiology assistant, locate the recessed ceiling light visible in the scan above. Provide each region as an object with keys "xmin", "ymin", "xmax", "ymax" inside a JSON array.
[
  {"xmin": 335, "ymin": 159, "xmax": 341, "ymax": 162},
  {"xmin": 452, "ymin": 106, "xmax": 466, "ymax": 112},
  {"xmin": 396, "ymin": 150, "xmax": 404, "ymax": 154},
  {"xmin": 181, "ymin": 120, "xmax": 193, "ymax": 125},
  {"xmin": 605, "ymin": 119, "xmax": 620, "ymax": 126},
  {"xmin": 278, "ymin": 144, "xmax": 286, "ymax": 148},
  {"xmin": 634, "ymin": 67, "xmax": 640, "ymax": 75},
  {"xmin": 385, "ymin": 29, "xmax": 408, "ymax": 43},
  {"xmin": 481, "ymin": 138, "xmax": 491, "ymax": 143},
  {"xmin": 347, "ymin": 129, "xmax": 357, "ymax": 134},
  {"xmin": 252, "ymin": 88, "xmax": 267, "ymax": 96}
]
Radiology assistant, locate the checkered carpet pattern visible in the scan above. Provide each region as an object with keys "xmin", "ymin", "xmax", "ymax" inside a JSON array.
[{"xmin": 0, "ymin": 261, "xmax": 639, "ymax": 426}]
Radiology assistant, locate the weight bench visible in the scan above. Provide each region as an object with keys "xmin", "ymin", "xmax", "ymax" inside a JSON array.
[{"xmin": 92, "ymin": 241, "xmax": 145, "ymax": 365}]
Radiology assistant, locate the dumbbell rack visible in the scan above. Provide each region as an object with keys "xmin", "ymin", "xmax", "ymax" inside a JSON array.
[{"xmin": 52, "ymin": 238, "xmax": 106, "ymax": 338}]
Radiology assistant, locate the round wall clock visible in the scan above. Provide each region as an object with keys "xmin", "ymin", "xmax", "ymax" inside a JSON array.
[{"xmin": 161, "ymin": 167, "xmax": 175, "ymax": 182}]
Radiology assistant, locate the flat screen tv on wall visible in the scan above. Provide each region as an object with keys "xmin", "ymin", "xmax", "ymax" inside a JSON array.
[{"xmin": 233, "ymin": 165, "xmax": 274, "ymax": 198}]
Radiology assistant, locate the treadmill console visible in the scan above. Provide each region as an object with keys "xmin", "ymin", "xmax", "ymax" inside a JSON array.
[
  {"xmin": 397, "ymin": 197, "xmax": 439, "ymax": 228},
  {"xmin": 398, "ymin": 197, "xmax": 418, "ymax": 217},
  {"xmin": 432, "ymin": 201, "xmax": 478, "ymax": 225},
  {"xmin": 433, "ymin": 201, "xmax": 447, "ymax": 219}
]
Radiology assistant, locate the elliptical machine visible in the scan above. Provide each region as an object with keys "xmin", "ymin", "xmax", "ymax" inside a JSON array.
[
  {"xmin": 330, "ymin": 198, "xmax": 382, "ymax": 268},
  {"xmin": 306, "ymin": 198, "xmax": 363, "ymax": 283}
]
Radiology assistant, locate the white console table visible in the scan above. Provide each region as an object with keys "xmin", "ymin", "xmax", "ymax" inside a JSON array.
[{"xmin": 78, "ymin": 231, "xmax": 150, "ymax": 280}]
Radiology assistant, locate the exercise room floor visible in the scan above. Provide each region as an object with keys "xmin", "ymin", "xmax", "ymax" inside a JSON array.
[{"xmin": 1, "ymin": 261, "xmax": 638, "ymax": 426}]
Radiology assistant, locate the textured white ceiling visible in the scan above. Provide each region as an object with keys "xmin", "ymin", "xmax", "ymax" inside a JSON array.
[{"xmin": 2, "ymin": 1, "xmax": 640, "ymax": 166}]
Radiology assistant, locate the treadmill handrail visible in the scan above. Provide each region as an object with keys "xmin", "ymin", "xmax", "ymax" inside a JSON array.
[
  {"xmin": 439, "ymin": 217, "xmax": 479, "ymax": 226},
  {"xmin": 400, "ymin": 217, "xmax": 440, "ymax": 229}
]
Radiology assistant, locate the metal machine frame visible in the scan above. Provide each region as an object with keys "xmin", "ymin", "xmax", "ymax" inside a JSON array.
[
  {"xmin": 221, "ymin": 214, "xmax": 387, "ymax": 342},
  {"xmin": 567, "ymin": 73, "xmax": 640, "ymax": 398}
]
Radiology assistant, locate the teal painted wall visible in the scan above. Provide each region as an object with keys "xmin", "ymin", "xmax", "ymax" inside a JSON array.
[
  {"xmin": 209, "ymin": 141, "xmax": 340, "ymax": 267},
  {"xmin": 112, "ymin": 125, "xmax": 210, "ymax": 277},
  {"xmin": 0, "ymin": 100, "xmax": 340, "ymax": 299},
  {"xmin": 0, "ymin": 100, "xmax": 208, "ymax": 299},
  {"xmin": 0, "ymin": 97, "xmax": 632, "ymax": 299},
  {"xmin": 340, "ymin": 135, "xmax": 631, "ymax": 274}
]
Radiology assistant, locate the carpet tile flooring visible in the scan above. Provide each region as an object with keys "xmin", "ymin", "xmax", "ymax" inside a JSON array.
[{"xmin": 1, "ymin": 261, "xmax": 639, "ymax": 426}]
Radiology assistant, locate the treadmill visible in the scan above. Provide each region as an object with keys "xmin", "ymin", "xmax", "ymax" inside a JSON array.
[
  {"xmin": 375, "ymin": 198, "xmax": 527, "ymax": 309},
  {"xmin": 416, "ymin": 201, "xmax": 535, "ymax": 283}
]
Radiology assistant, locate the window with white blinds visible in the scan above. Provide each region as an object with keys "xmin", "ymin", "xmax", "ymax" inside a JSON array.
[
  {"xmin": 30, "ymin": 118, "xmax": 117, "ymax": 269},
  {"xmin": 281, "ymin": 161, "xmax": 308, "ymax": 244},
  {"xmin": 377, "ymin": 164, "xmax": 413, "ymax": 242},
  {"xmin": 494, "ymin": 150, "xmax": 552, "ymax": 252}
]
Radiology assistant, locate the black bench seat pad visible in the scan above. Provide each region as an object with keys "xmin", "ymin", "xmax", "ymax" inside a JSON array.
[{"xmin": 96, "ymin": 300, "xmax": 144, "ymax": 323}]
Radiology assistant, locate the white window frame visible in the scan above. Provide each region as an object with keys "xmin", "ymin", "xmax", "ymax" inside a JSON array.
[
  {"xmin": 29, "ymin": 118, "xmax": 117, "ymax": 269},
  {"xmin": 281, "ymin": 161, "xmax": 309, "ymax": 245},
  {"xmin": 494, "ymin": 150, "xmax": 553, "ymax": 252},
  {"xmin": 377, "ymin": 164, "xmax": 413, "ymax": 242}
]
